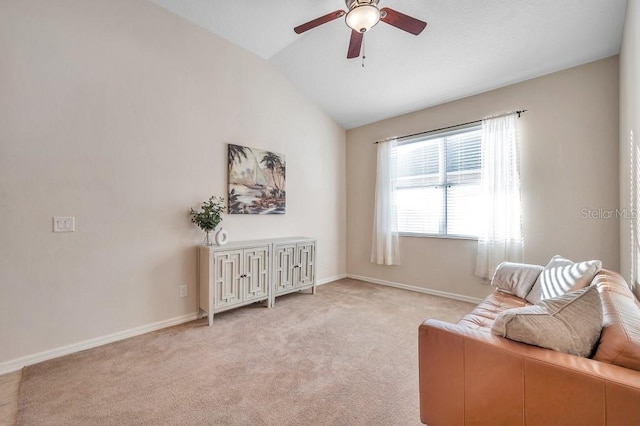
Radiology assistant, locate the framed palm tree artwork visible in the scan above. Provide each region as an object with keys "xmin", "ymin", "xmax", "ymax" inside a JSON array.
[{"xmin": 227, "ymin": 144, "xmax": 286, "ymax": 214}]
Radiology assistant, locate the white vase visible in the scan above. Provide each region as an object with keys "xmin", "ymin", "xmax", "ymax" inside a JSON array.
[{"xmin": 215, "ymin": 227, "xmax": 229, "ymax": 245}]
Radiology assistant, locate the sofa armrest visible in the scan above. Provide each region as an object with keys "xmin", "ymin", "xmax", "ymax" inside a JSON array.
[{"xmin": 419, "ymin": 319, "xmax": 640, "ymax": 426}]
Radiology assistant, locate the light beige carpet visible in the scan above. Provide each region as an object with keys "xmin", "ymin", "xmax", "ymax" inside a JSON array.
[{"xmin": 17, "ymin": 278, "xmax": 474, "ymax": 425}]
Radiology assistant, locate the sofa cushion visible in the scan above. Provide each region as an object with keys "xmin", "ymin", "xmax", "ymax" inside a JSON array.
[
  {"xmin": 593, "ymin": 270, "xmax": 640, "ymax": 371},
  {"xmin": 492, "ymin": 285, "xmax": 603, "ymax": 357},
  {"xmin": 491, "ymin": 262, "xmax": 543, "ymax": 299},
  {"xmin": 525, "ymin": 255, "xmax": 602, "ymax": 304}
]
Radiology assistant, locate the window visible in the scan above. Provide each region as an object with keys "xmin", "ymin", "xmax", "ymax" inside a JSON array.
[{"xmin": 393, "ymin": 125, "xmax": 482, "ymax": 238}]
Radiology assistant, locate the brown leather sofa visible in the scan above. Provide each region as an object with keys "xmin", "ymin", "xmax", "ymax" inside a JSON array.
[{"xmin": 418, "ymin": 269, "xmax": 640, "ymax": 425}]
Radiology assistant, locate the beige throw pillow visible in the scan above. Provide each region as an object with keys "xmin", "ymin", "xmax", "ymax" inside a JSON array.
[
  {"xmin": 525, "ymin": 255, "xmax": 602, "ymax": 304},
  {"xmin": 491, "ymin": 262, "xmax": 544, "ymax": 299},
  {"xmin": 492, "ymin": 285, "xmax": 603, "ymax": 357}
]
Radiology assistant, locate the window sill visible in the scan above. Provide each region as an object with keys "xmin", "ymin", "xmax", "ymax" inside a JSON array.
[{"xmin": 398, "ymin": 232, "xmax": 478, "ymax": 241}]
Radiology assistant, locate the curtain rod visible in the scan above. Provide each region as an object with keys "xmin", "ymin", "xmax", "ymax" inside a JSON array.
[{"xmin": 373, "ymin": 109, "xmax": 528, "ymax": 144}]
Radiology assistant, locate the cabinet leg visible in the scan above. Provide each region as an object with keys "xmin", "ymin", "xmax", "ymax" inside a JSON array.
[
  {"xmin": 312, "ymin": 285, "xmax": 317, "ymax": 295},
  {"xmin": 208, "ymin": 313, "xmax": 213, "ymax": 326}
]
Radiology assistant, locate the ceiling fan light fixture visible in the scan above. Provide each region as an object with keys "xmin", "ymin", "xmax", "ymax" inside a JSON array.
[{"xmin": 345, "ymin": 5, "xmax": 380, "ymax": 33}]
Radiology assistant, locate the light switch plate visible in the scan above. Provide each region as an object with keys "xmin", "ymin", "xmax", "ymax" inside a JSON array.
[{"xmin": 53, "ymin": 216, "xmax": 75, "ymax": 232}]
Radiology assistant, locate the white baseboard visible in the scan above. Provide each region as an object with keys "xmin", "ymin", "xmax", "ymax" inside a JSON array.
[
  {"xmin": 0, "ymin": 274, "xmax": 477, "ymax": 376},
  {"xmin": 347, "ymin": 274, "xmax": 484, "ymax": 304},
  {"xmin": 0, "ymin": 277, "xmax": 346, "ymax": 376},
  {"xmin": 0, "ymin": 312, "xmax": 198, "ymax": 375},
  {"xmin": 316, "ymin": 274, "xmax": 348, "ymax": 286}
]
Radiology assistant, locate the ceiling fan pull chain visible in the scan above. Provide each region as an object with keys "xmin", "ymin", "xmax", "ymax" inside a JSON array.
[{"xmin": 362, "ymin": 35, "xmax": 366, "ymax": 68}]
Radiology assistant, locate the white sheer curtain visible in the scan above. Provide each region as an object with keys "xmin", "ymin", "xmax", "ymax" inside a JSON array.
[
  {"xmin": 371, "ymin": 139, "xmax": 400, "ymax": 265},
  {"xmin": 630, "ymin": 130, "xmax": 640, "ymax": 288},
  {"xmin": 475, "ymin": 113, "xmax": 523, "ymax": 278}
]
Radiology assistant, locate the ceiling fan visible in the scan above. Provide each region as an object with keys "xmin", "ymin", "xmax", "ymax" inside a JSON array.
[{"xmin": 294, "ymin": 0, "xmax": 427, "ymax": 59}]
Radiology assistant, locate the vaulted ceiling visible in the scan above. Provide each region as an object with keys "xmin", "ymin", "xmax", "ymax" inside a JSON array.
[{"xmin": 150, "ymin": 0, "xmax": 628, "ymax": 129}]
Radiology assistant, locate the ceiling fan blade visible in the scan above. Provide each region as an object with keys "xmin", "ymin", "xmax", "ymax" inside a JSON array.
[
  {"xmin": 347, "ymin": 30, "xmax": 363, "ymax": 59},
  {"xmin": 294, "ymin": 10, "xmax": 345, "ymax": 34},
  {"xmin": 380, "ymin": 8, "xmax": 427, "ymax": 35}
]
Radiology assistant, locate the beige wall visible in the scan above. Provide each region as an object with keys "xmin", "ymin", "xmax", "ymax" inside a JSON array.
[
  {"xmin": 620, "ymin": 0, "xmax": 640, "ymax": 299},
  {"xmin": 0, "ymin": 0, "xmax": 346, "ymax": 365},
  {"xmin": 347, "ymin": 57, "xmax": 620, "ymax": 300}
]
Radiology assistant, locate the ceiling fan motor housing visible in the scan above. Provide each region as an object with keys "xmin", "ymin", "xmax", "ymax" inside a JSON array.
[{"xmin": 345, "ymin": 0, "xmax": 379, "ymax": 9}]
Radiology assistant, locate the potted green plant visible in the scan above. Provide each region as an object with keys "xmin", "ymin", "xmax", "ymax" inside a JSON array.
[{"xmin": 189, "ymin": 196, "xmax": 225, "ymax": 245}]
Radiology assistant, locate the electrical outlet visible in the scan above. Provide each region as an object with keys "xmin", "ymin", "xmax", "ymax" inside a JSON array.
[
  {"xmin": 53, "ymin": 216, "xmax": 75, "ymax": 232},
  {"xmin": 179, "ymin": 285, "xmax": 188, "ymax": 298}
]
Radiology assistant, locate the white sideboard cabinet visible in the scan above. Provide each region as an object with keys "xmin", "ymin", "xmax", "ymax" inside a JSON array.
[{"xmin": 198, "ymin": 237, "xmax": 316, "ymax": 325}]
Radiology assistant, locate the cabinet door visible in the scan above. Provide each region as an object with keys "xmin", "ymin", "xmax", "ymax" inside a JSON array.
[
  {"xmin": 213, "ymin": 250, "xmax": 242, "ymax": 309},
  {"xmin": 295, "ymin": 242, "xmax": 315, "ymax": 288},
  {"xmin": 243, "ymin": 246, "xmax": 269, "ymax": 301},
  {"xmin": 273, "ymin": 244, "xmax": 296, "ymax": 294}
]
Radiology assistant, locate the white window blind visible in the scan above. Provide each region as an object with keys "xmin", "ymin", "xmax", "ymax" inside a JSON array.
[{"xmin": 392, "ymin": 125, "xmax": 482, "ymax": 237}]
